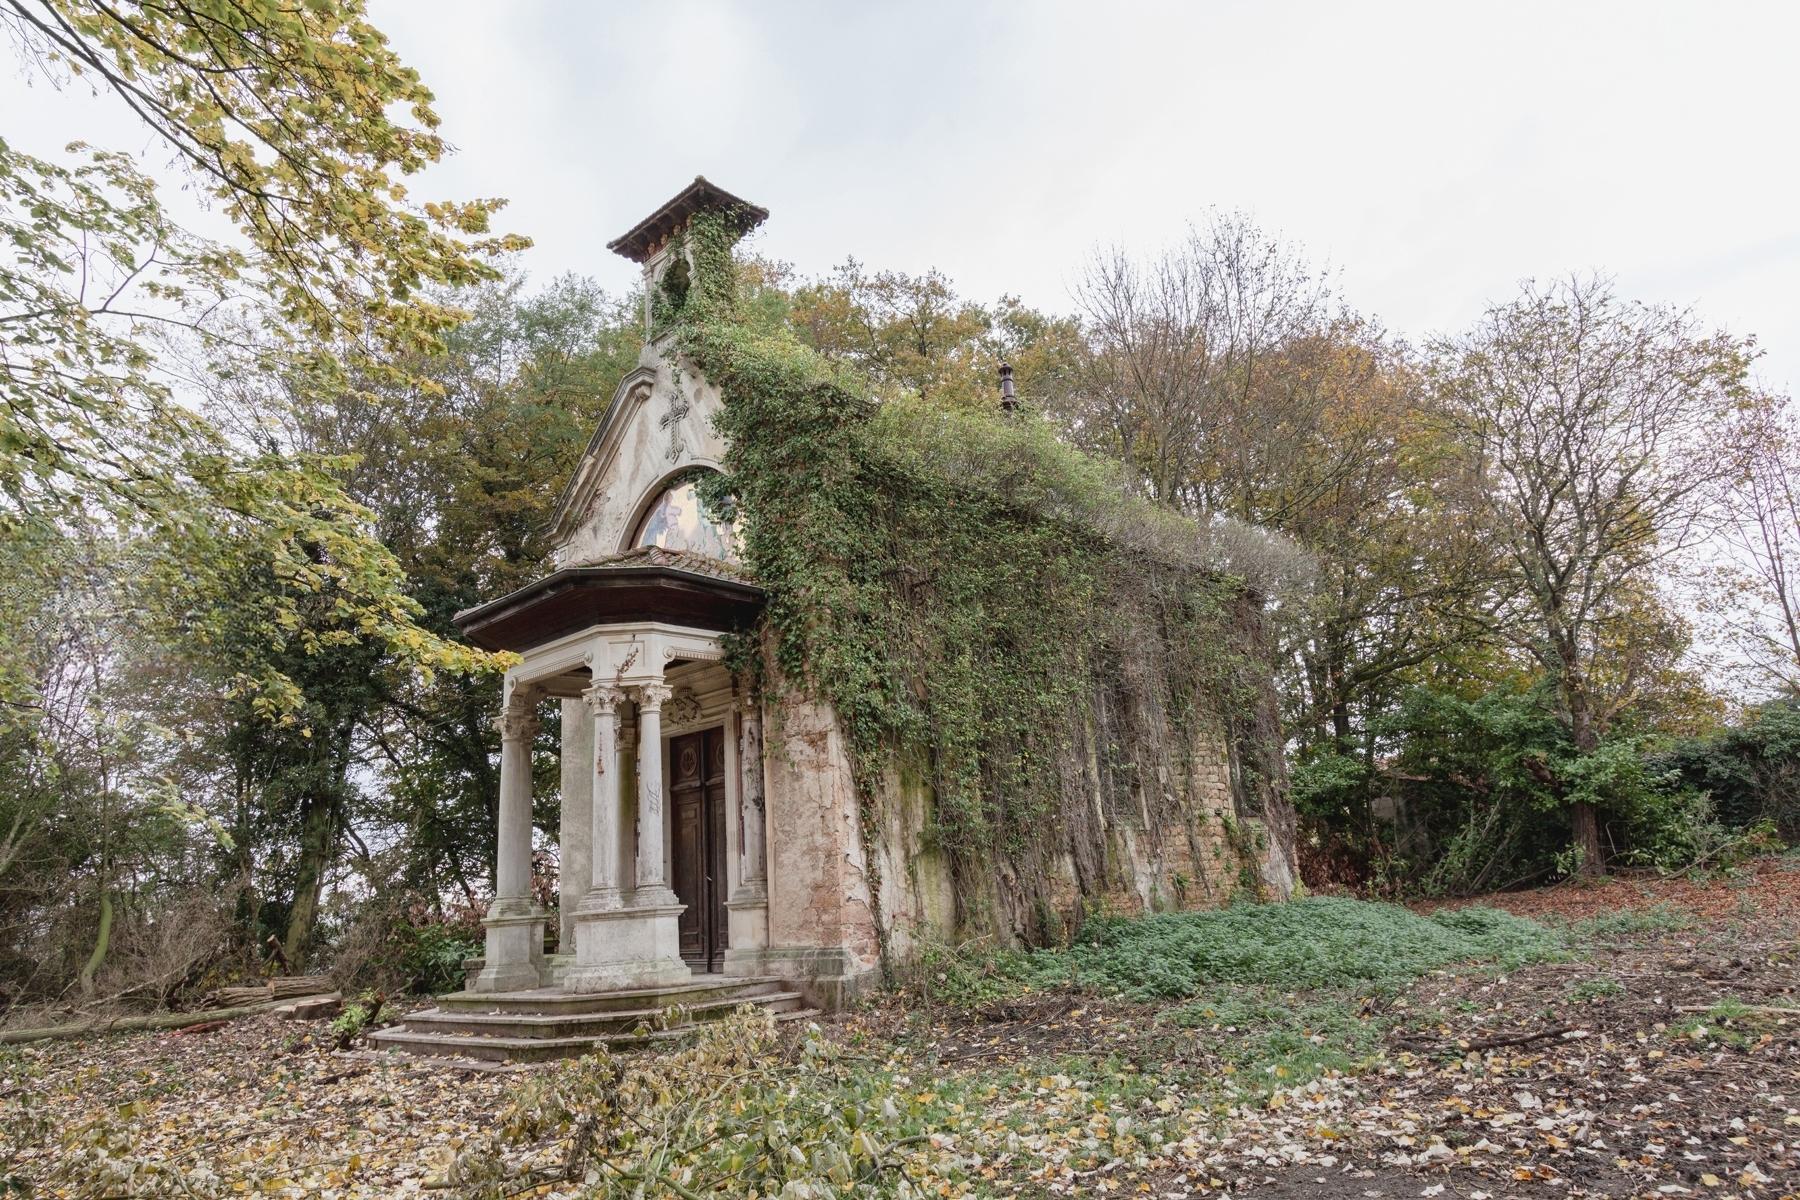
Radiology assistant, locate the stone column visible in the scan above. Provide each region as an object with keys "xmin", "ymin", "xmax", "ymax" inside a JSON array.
[
  {"xmin": 493, "ymin": 705, "xmax": 539, "ymax": 906},
  {"xmin": 475, "ymin": 700, "xmax": 546, "ymax": 993},
  {"xmin": 557, "ymin": 698, "xmax": 593, "ymax": 950},
  {"xmin": 724, "ymin": 695, "xmax": 770, "ymax": 976},
  {"xmin": 580, "ymin": 684, "xmax": 624, "ymax": 911},
  {"xmin": 633, "ymin": 681, "xmax": 677, "ymax": 906},
  {"xmin": 737, "ymin": 699, "xmax": 768, "ymax": 898}
]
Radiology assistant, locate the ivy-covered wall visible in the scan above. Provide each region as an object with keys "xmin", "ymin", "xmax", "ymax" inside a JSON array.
[{"xmin": 664, "ymin": 214, "xmax": 1296, "ymax": 974}]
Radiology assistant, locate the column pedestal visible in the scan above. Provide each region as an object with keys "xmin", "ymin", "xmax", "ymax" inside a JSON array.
[
  {"xmin": 563, "ymin": 903, "xmax": 693, "ymax": 991},
  {"xmin": 476, "ymin": 904, "xmax": 547, "ymax": 992}
]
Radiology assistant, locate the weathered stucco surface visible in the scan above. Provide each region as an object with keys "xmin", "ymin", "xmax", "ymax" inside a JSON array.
[
  {"xmin": 857, "ymin": 705, "xmax": 1275, "ymax": 963},
  {"xmin": 760, "ymin": 693, "xmax": 881, "ymax": 989},
  {"xmin": 554, "ymin": 337, "xmax": 729, "ymax": 570},
  {"xmin": 745, "ymin": 650, "xmax": 1296, "ymax": 997}
]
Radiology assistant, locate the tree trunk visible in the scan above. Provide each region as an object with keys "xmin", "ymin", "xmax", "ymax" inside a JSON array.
[
  {"xmin": 77, "ymin": 889, "xmax": 114, "ymax": 997},
  {"xmin": 282, "ymin": 793, "xmax": 338, "ymax": 970},
  {"xmin": 1560, "ymin": 644, "xmax": 1606, "ymax": 877},
  {"xmin": 1570, "ymin": 801, "xmax": 1604, "ymax": 877}
]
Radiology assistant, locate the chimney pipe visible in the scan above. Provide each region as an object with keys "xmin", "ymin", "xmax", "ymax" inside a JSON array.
[{"xmin": 999, "ymin": 362, "xmax": 1017, "ymax": 414}]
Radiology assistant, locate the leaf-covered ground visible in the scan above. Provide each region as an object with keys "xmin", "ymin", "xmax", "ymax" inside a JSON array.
[{"xmin": 6, "ymin": 860, "xmax": 1797, "ymax": 1198}]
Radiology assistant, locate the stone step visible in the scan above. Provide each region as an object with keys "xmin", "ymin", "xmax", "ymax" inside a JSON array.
[
  {"xmin": 367, "ymin": 1006, "xmax": 822, "ymax": 1065},
  {"xmin": 396, "ymin": 990, "xmax": 807, "ymax": 1039},
  {"xmin": 432, "ymin": 975, "xmax": 786, "ymax": 1016}
]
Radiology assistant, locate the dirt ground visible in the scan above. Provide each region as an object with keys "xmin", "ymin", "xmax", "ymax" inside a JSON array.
[
  {"xmin": 6, "ymin": 859, "xmax": 1797, "ymax": 1198},
  {"xmin": 1422, "ymin": 854, "xmax": 1800, "ymax": 925},
  {"xmin": 865, "ymin": 858, "xmax": 1800, "ymax": 1199}
]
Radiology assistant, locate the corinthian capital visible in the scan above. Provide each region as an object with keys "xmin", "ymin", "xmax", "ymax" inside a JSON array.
[
  {"xmin": 636, "ymin": 681, "xmax": 674, "ymax": 713},
  {"xmin": 582, "ymin": 684, "xmax": 625, "ymax": 719},
  {"xmin": 494, "ymin": 709, "xmax": 541, "ymax": 742}
]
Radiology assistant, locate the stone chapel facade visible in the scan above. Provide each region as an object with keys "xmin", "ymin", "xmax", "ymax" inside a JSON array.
[{"xmin": 450, "ymin": 179, "xmax": 1293, "ymax": 1009}]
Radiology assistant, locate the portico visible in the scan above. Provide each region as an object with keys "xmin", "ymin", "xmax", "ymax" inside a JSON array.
[{"xmin": 461, "ymin": 585, "xmax": 771, "ymax": 992}]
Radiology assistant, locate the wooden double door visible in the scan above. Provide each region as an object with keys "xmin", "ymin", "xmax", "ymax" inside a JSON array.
[{"xmin": 669, "ymin": 727, "xmax": 730, "ymax": 972}]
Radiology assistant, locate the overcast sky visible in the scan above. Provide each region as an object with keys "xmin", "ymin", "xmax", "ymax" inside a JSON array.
[{"xmin": 9, "ymin": 1, "xmax": 1799, "ymax": 389}]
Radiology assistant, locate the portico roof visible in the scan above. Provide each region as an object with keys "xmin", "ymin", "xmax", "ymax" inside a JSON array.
[{"xmin": 453, "ymin": 546, "xmax": 763, "ymax": 653}]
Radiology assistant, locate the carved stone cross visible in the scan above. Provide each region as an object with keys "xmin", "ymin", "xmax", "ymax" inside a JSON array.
[{"xmin": 658, "ymin": 386, "xmax": 691, "ymax": 460}]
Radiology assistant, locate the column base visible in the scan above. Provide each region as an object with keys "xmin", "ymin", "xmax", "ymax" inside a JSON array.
[
  {"xmin": 630, "ymin": 883, "xmax": 681, "ymax": 908},
  {"xmin": 574, "ymin": 886, "xmax": 626, "ymax": 915},
  {"xmin": 562, "ymin": 902, "xmax": 691, "ymax": 993},
  {"xmin": 474, "ymin": 907, "xmax": 547, "ymax": 993}
]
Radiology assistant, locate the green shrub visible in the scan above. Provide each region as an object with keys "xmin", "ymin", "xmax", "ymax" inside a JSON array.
[
  {"xmin": 329, "ymin": 990, "xmax": 389, "ymax": 1049},
  {"xmin": 400, "ymin": 921, "xmax": 481, "ymax": 995},
  {"xmin": 328, "ymin": 892, "xmax": 483, "ymax": 995},
  {"xmin": 1333, "ymin": 684, "xmax": 1743, "ymax": 894},
  {"xmin": 1655, "ymin": 700, "xmax": 1800, "ymax": 838}
]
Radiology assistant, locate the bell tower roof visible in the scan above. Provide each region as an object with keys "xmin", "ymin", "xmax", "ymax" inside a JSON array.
[{"xmin": 606, "ymin": 176, "xmax": 769, "ymax": 264}]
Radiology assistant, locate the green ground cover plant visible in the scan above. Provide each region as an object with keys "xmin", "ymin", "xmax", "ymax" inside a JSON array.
[
  {"xmin": 1051, "ymin": 897, "xmax": 1560, "ymax": 999},
  {"xmin": 1162, "ymin": 987, "xmax": 1388, "ymax": 1096},
  {"xmin": 909, "ymin": 896, "xmax": 1563, "ymax": 1006},
  {"xmin": 1563, "ymin": 902, "xmax": 1695, "ymax": 938}
]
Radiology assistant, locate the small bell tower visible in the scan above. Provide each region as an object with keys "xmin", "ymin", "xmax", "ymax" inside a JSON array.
[{"xmin": 607, "ymin": 176, "xmax": 769, "ymax": 339}]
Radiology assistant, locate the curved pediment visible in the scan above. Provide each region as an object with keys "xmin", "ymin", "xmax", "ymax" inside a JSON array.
[{"xmin": 548, "ymin": 345, "xmax": 729, "ymax": 568}]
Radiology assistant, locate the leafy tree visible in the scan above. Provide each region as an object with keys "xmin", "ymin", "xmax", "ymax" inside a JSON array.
[
  {"xmin": 201, "ymin": 276, "xmax": 643, "ymax": 940},
  {"xmin": 1432, "ymin": 275, "xmax": 1753, "ymax": 873},
  {"xmin": 360, "ymin": 276, "xmax": 641, "ymax": 905},
  {"xmin": 1712, "ymin": 388, "xmax": 1800, "ymax": 694},
  {"xmin": 1655, "ymin": 699, "xmax": 1800, "ymax": 838},
  {"xmin": 0, "ymin": 0, "xmax": 521, "ymax": 984},
  {"xmin": 0, "ymin": 0, "xmax": 519, "ymax": 715},
  {"xmin": 791, "ymin": 260, "xmax": 996, "ymax": 409},
  {"xmin": 1066, "ymin": 212, "xmax": 1332, "ymax": 508}
]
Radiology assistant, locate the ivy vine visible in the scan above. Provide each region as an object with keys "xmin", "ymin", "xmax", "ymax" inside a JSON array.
[{"xmin": 673, "ymin": 213, "xmax": 1286, "ymax": 952}]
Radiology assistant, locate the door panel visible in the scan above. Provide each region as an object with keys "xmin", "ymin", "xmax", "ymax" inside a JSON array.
[
  {"xmin": 669, "ymin": 727, "xmax": 729, "ymax": 972},
  {"xmin": 670, "ymin": 732, "xmax": 706, "ymax": 966}
]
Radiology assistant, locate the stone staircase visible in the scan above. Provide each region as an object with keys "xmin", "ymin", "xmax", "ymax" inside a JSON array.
[{"xmin": 367, "ymin": 975, "xmax": 815, "ymax": 1065}]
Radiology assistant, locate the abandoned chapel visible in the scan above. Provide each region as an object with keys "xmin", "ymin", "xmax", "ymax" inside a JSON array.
[{"xmin": 412, "ymin": 178, "xmax": 1298, "ymax": 1029}]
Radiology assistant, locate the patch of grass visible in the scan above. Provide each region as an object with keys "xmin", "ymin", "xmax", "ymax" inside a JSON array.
[
  {"xmin": 1568, "ymin": 975, "xmax": 1625, "ymax": 1002},
  {"xmin": 1564, "ymin": 903, "xmax": 1694, "ymax": 938},
  {"xmin": 1671, "ymin": 996, "xmax": 1799, "ymax": 1048},
  {"xmin": 1051, "ymin": 897, "xmax": 1562, "ymax": 999},
  {"xmin": 1162, "ymin": 987, "xmax": 1386, "ymax": 1096}
]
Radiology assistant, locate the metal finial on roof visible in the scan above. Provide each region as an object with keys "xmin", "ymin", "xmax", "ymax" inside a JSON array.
[{"xmin": 999, "ymin": 362, "xmax": 1017, "ymax": 414}]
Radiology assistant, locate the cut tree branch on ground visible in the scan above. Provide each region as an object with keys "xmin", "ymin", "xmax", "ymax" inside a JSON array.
[{"xmin": 0, "ymin": 999, "xmax": 282, "ymax": 1044}]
